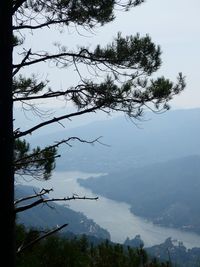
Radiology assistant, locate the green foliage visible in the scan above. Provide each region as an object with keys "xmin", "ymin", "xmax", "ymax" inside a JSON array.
[
  {"xmin": 16, "ymin": 224, "xmax": 169, "ymax": 267},
  {"xmin": 20, "ymin": 1, "xmax": 144, "ymax": 28},
  {"xmin": 93, "ymin": 33, "xmax": 161, "ymax": 73},
  {"xmin": 13, "ymin": 75, "xmax": 48, "ymax": 97},
  {"xmin": 13, "ymin": 35, "xmax": 23, "ymax": 47},
  {"xmin": 14, "ymin": 139, "xmax": 57, "ymax": 180}
]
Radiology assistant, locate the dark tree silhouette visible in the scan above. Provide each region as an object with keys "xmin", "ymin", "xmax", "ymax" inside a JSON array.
[
  {"xmin": 0, "ymin": 1, "xmax": 185, "ymax": 265},
  {"xmin": 0, "ymin": 1, "xmax": 15, "ymax": 265}
]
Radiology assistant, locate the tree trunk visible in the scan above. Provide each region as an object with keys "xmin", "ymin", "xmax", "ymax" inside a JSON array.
[{"xmin": 0, "ymin": 1, "xmax": 15, "ymax": 266}]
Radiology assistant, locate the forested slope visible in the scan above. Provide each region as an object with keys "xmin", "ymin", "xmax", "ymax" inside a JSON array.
[{"xmin": 79, "ymin": 155, "xmax": 200, "ymax": 233}]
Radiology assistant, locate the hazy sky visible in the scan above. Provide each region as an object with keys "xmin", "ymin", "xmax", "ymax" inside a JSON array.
[{"xmin": 16, "ymin": 0, "xmax": 200, "ymax": 114}]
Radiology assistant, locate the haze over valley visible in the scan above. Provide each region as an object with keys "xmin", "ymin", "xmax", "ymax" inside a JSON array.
[{"xmin": 19, "ymin": 108, "xmax": 200, "ymax": 242}]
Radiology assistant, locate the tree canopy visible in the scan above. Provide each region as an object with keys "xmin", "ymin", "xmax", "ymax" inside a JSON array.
[{"xmin": 12, "ymin": 1, "xmax": 185, "ymax": 181}]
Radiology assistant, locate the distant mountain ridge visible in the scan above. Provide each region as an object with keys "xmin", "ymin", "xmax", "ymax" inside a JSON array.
[
  {"xmin": 79, "ymin": 155, "xmax": 200, "ymax": 234},
  {"xmin": 125, "ymin": 235, "xmax": 200, "ymax": 267},
  {"xmin": 146, "ymin": 237, "xmax": 200, "ymax": 267},
  {"xmin": 31, "ymin": 108, "xmax": 200, "ymax": 173},
  {"xmin": 15, "ymin": 185, "xmax": 110, "ymax": 240}
]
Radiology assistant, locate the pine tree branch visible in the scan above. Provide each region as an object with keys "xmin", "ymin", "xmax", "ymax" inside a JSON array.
[
  {"xmin": 12, "ymin": 50, "xmax": 104, "ymax": 69},
  {"xmin": 14, "ymin": 136, "xmax": 104, "ymax": 165},
  {"xmin": 13, "ymin": 88, "xmax": 85, "ymax": 102},
  {"xmin": 14, "ymin": 188, "xmax": 53, "ymax": 205},
  {"xmin": 13, "ymin": 19, "xmax": 69, "ymax": 30},
  {"xmin": 14, "ymin": 155, "xmax": 60, "ymax": 169},
  {"xmin": 17, "ymin": 223, "xmax": 68, "ymax": 254},
  {"xmin": 14, "ymin": 105, "xmax": 103, "ymax": 139},
  {"xmin": 12, "ymin": 49, "xmax": 31, "ymax": 76},
  {"xmin": 13, "ymin": 46, "xmax": 133, "ymax": 70},
  {"xmin": 12, "ymin": 0, "xmax": 27, "ymax": 14},
  {"xmin": 15, "ymin": 195, "xmax": 98, "ymax": 213}
]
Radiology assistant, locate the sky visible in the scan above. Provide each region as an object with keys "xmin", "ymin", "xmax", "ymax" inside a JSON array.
[
  {"xmin": 106, "ymin": 0, "xmax": 200, "ymax": 109},
  {"xmin": 14, "ymin": 0, "xmax": 200, "ymax": 133},
  {"xmin": 16, "ymin": 0, "xmax": 200, "ymax": 109}
]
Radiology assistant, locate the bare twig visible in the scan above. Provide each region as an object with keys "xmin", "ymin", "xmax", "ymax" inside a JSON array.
[{"xmin": 17, "ymin": 224, "xmax": 68, "ymax": 254}]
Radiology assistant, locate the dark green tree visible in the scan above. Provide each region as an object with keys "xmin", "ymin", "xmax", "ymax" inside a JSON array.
[
  {"xmin": 16, "ymin": 225, "xmax": 171, "ymax": 267},
  {"xmin": 0, "ymin": 0, "xmax": 185, "ymax": 265}
]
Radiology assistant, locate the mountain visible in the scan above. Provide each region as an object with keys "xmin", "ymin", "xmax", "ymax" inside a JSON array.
[
  {"xmin": 30, "ymin": 108, "xmax": 200, "ymax": 173},
  {"xmin": 124, "ymin": 235, "xmax": 200, "ymax": 267},
  {"xmin": 15, "ymin": 185, "xmax": 110, "ymax": 240},
  {"xmin": 78, "ymin": 155, "xmax": 200, "ymax": 234},
  {"xmin": 146, "ymin": 237, "xmax": 200, "ymax": 267}
]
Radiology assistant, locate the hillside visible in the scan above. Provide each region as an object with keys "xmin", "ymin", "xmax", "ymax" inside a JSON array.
[
  {"xmin": 78, "ymin": 155, "xmax": 200, "ymax": 234},
  {"xmin": 15, "ymin": 185, "xmax": 110, "ymax": 240}
]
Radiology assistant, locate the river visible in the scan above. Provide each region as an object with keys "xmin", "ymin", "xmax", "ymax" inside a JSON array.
[{"xmin": 20, "ymin": 171, "xmax": 200, "ymax": 249}]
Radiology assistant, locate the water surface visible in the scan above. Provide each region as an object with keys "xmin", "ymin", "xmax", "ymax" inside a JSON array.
[{"xmin": 20, "ymin": 171, "xmax": 200, "ymax": 248}]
